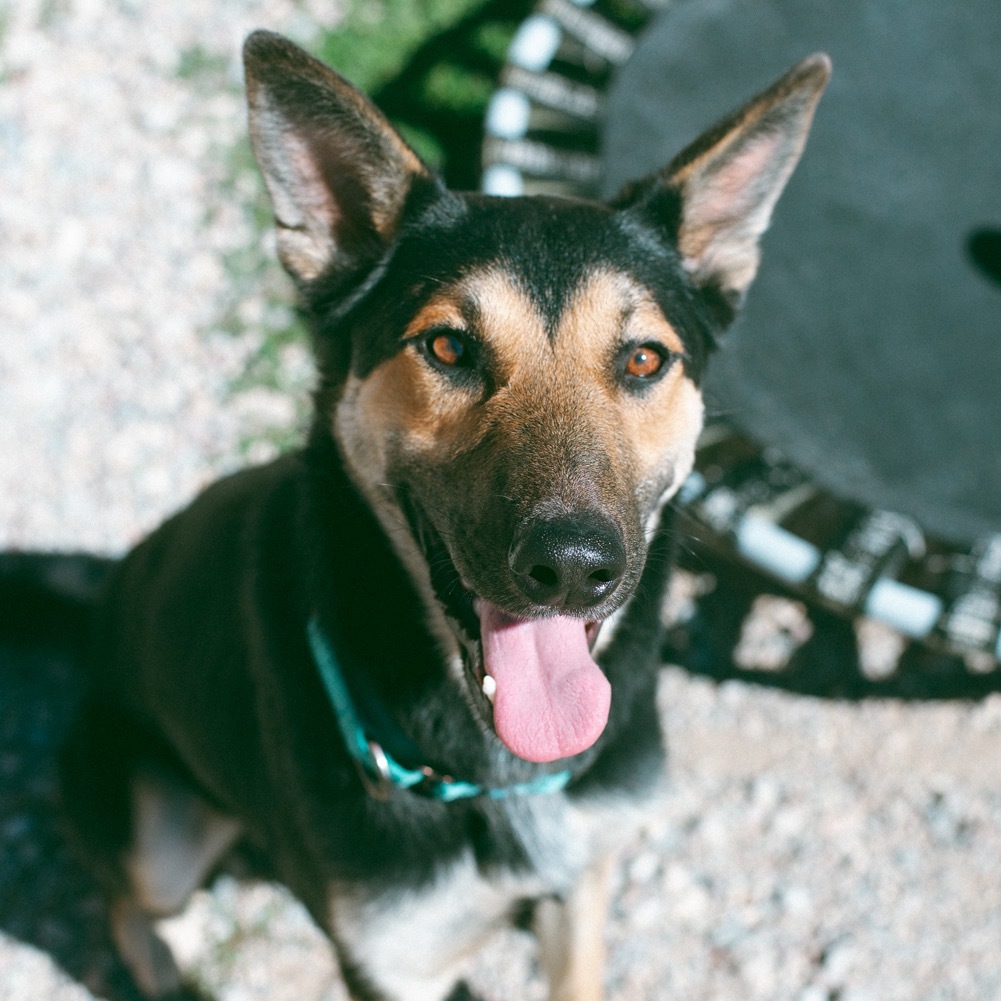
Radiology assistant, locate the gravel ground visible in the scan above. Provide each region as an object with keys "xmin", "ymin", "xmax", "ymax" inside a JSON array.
[{"xmin": 2, "ymin": 3, "xmax": 1000, "ymax": 1000}]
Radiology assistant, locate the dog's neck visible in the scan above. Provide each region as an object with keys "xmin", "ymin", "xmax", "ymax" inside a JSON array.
[
  {"xmin": 299, "ymin": 430, "xmax": 670, "ymax": 794},
  {"xmin": 300, "ymin": 433, "xmax": 537, "ymax": 786},
  {"xmin": 307, "ymin": 613, "xmax": 575, "ymax": 802}
]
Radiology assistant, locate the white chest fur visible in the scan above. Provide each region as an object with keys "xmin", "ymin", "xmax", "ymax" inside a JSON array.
[{"xmin": 329, "ymin": 781, "xmax": 660, "ymax": 1001}]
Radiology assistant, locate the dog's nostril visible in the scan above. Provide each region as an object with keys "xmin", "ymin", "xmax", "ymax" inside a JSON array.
[
  {"xmin": 588, "ymin": 568, "xmax": 615, "ymax": 584},
  {"xmin": 529, "ymin": 565, "xmax": 560, "ymax": 588}
]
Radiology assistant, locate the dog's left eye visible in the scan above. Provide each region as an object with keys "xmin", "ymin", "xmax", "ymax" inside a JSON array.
[
  {"xmin": 426, "ymin": 330, "xmax": 468, "ymax": 367},
  {"xmin": 622, "ymin": 343, "xmax": 670, "ymax": 382}
]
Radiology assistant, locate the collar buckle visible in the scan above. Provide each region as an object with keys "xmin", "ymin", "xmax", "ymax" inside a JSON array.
[{"xmin": 357, "ymin": 739, "xmax": 395, "ymax": 801}]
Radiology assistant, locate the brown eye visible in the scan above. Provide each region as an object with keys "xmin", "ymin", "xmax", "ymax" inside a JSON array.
[
  {"xmin": 624, "ymin": 344, "xmax": 666, "ymax": 379},
  {"xmin": 428, "ymin": 331, "xmax": 465, "ymax": 366}
]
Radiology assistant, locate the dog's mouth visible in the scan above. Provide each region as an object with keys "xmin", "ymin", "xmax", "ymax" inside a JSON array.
[{"xmin": 408, "ymin": 502, "xmax": 611, "ymax": 764}]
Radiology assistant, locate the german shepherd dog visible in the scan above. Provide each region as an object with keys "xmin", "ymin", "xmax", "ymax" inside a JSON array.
[{"xmin": 33, "ymin": 33, "xmax": 828, "ymax": 1001}]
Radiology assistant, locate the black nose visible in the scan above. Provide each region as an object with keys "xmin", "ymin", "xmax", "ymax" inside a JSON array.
[{"xmin": 509, "ymin": 514, "xmax": 627, "ymax": 610}]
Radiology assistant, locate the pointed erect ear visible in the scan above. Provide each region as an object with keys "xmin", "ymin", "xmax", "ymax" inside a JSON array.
[
  {"xmin": 243, "ymin": 31, "xmax": 433, "ymax": 283},
  {"xmin": 615, "ymin": 54, "xmax": 831, "ymax": 311}
]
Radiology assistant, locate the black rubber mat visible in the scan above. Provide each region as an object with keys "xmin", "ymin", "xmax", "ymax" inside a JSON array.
[{"xmin": 602, "ymin": 0, "xmax": 1001, "ymax": 545}]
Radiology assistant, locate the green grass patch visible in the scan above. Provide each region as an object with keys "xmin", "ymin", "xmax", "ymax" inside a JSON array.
[
  {"xmin": 316, "ymin": 0, "xmax": 486, "ymax": 93},
  {"xmin": 176, "ymin": 44, "xmax": 230, "ymax": 81}
]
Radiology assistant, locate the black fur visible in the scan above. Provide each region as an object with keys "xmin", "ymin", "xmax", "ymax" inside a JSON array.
[{"xmin": 75, "ymin": 437, "xmax": 669, "ymax": 911}]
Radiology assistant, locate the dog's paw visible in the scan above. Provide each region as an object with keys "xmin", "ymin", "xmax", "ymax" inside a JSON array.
[{"xmin": 111, "ymin": 897, "xmax": 184, "ymax": 999}]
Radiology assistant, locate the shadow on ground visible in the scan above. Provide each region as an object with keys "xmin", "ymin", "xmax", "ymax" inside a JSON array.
[
  {"xmin": 0, "ymin": 639, "xmax": 159, "ymax": 1000},
  {"xmin": 667, "ymin": 541, "xmax": 1001, "ymax": 702}
]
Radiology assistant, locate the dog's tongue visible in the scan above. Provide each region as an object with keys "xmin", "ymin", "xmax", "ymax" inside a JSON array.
[{"xmin": 479, "ymin": 601, "xmax": 611, "ymax": 763}]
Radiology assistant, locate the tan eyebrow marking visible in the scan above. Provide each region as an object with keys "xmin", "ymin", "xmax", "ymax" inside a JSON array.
[
  {"xmin": 403, "ymin": 295, "xmax": 468, "ymax": 339},
  {"xmin": 555, "ymin": 270, "xmax": 687, "ymax": 367}
]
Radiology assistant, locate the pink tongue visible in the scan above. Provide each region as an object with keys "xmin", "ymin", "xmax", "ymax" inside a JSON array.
[{"xmin": 479, "ymin": 601, "xmax": 611, "ymax": 763}]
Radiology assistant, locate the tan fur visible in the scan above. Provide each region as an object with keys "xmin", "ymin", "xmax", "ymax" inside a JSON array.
[
  {"xmin": 111, "ymin": 764, "xmax": 242, "ymax": 997},
  {"xmin": 558, "ymin": 272, "xmax": 703, "ymax": 504},
  {"xmin": 534, "ymin": 856, "xmax": 616, "ymax": 1001},
  {"xmin": 337, "ymin": 267, "xmax": 702, "ymax": 540},
  {"xmin": 665, "ymin": 53, "xmax": 831, "ymax": 297},
  {"xmin": 246, "ymin": 37, "xmax": 428, "ymax": 282},
  {"xmin": 668, "ymin": 53, "xmax": 830, "ymax": 189},
  {"xmin": 344, "ymin": 268, "xmax": 696, "ymax": 470}
]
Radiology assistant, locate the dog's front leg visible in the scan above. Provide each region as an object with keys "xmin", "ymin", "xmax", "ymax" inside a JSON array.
[{"xmin": 534, "ymin": 856, "xmax": 615, "ymax": 1001}]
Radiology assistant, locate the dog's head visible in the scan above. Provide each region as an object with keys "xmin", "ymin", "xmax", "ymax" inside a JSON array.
[{"xmin": 243, "ymin": 32, "xmax": 828, "ymax": 763}]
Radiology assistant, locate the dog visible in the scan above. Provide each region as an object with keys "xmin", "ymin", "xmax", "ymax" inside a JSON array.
[{"xmin": 23, "ymin": 32, "xmax": 828, "ymax": 1001}]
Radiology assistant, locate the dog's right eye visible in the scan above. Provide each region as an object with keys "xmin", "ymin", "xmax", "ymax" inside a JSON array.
[{"xmin": 424, "ymin": 329, "xmax": 470, "ymax": 369}]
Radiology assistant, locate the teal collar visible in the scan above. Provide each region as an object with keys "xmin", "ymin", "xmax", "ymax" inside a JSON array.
[{"xmin": 307, "ymin": 616, "xmax": 572, "ymax": 803}]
